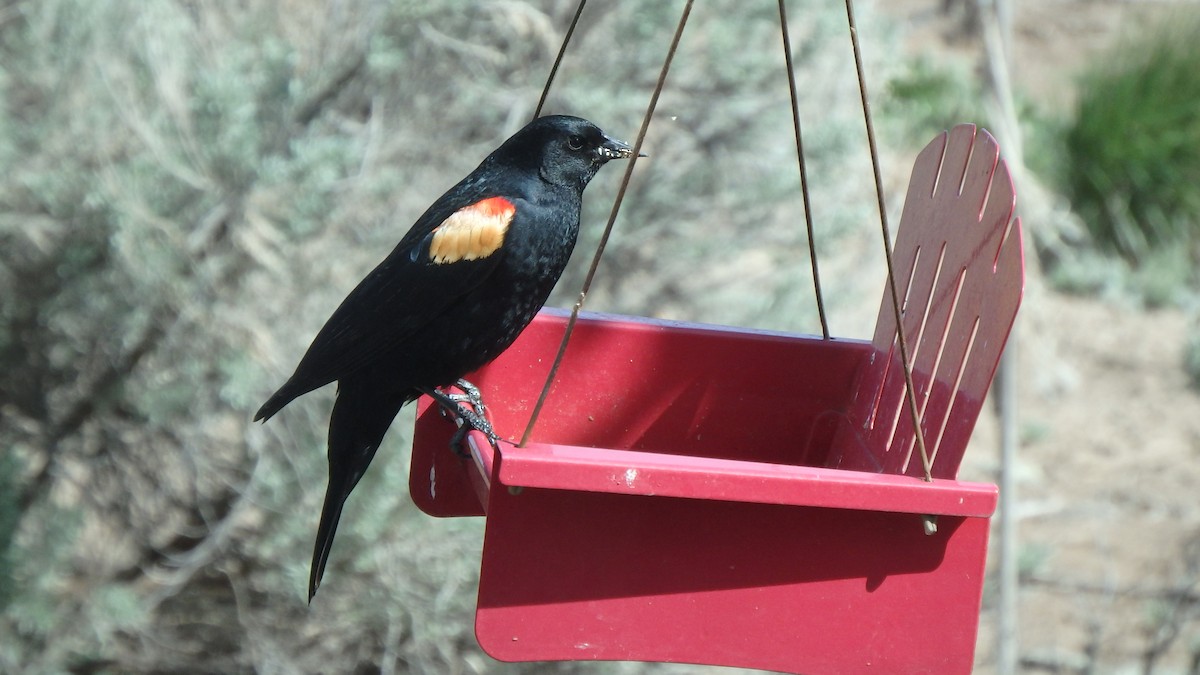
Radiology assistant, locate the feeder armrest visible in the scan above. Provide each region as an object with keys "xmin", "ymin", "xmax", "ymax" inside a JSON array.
[{"xmin": 465, "ymin": 430, "xmax": 997, "ymax": 518}]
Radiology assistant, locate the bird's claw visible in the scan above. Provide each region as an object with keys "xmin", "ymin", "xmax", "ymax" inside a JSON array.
[
  {"xmin": 427, "ymin": 381, "xmax": 499, "ymax": 458},
  {"xmin": 441, "ymin": 378, "xmax": 489, "ymax": 420}
]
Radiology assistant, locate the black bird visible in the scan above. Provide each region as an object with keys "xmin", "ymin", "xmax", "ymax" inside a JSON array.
[{"xmin": 254, "ymin": 115, "xmax": 634, "ymax": 601}]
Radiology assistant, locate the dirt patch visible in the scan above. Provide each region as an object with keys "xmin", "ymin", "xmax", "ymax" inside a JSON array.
[{"xmin": 889, "ymin": 0, "xmax": 1181, "ymax": 111}]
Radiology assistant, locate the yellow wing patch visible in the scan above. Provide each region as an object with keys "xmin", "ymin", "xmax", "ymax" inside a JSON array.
[{"xmin": 428, "ymin": 196, "xmax": 515, "ymax": 264}]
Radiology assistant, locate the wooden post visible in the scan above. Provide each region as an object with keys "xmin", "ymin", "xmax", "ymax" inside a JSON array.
[{"xmin": 976, "ymin": 0, "xmax": 1021, "ymax": 673}]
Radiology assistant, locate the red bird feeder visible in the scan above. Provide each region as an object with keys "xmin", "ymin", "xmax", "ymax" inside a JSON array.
[{"xmin": 410, "ymin": 124, "xmax": 1023, "ymax": 674}]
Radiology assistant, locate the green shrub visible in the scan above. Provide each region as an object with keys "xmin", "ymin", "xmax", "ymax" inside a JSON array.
[
  {"xmin": 884, "ymin": 56, "xmax": 985, "ymax": 143},
  {"xmin": 1064, "ymin": 13, "xmax": 1200, "ymax": 264}
]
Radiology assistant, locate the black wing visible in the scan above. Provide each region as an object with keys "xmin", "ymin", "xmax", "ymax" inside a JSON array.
[{"xmin": 255, "ymin": 183, "xmax": 514, "ymax": 420}]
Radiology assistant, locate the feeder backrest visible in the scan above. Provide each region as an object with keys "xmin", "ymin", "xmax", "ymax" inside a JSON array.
[{"xmin": 828, "ymin": 125, "xmax": 1024, "ymax": 479}]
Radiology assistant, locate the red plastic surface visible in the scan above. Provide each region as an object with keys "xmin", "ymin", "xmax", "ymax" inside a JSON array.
[
  {"xmin": 407, "ymin": 125, "xmax": 1024, "ymax": 674},
  {"xmin": 471, "ymin": 435, "xmax": 990, "ymax": 674},
  {"xmin": 829, "ymin": 125, "xmax": 1024, "ymax": 478}
]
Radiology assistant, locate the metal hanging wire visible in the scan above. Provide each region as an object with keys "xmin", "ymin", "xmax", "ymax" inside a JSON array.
[
  {"xmin": 843, "ymin": 0, "xmax": 935, "ymax": 501},
  {"xmin": 520, "ymin": 0, "xmax": 695, "ymax": 448},
  {"xmin": 777, "ymin": 0, "xmax": 830, "ymax": 340},
  {"xmin": 532, "ymin": 0, "xmax": 588, "ymax": 121}
]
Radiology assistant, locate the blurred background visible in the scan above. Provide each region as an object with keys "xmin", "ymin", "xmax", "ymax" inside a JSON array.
[{"xmin": 3, "ymin": 0, "xmax": 1200, "ymax": 672}]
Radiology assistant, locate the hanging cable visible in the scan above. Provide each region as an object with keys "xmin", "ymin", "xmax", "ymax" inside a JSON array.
[
  {"xmin": 843, "ymin": 0, "xmax": 934, "ymax": 486},
  {"xmin": 520, "ymin": 0, "xmax": 694, "ymax": 448},
  {"xmin": 532, "ymin": 0, "xmax": 588, "ymax": 120},
  {"xmin": 777, "ymin": 0, "xmax": 830, "ymax": 340}
]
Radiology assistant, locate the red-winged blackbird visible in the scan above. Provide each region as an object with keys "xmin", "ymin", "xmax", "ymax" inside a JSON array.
[{"xmin": 255, "ymin": 115, "xmax": 634, "ymax": 600}]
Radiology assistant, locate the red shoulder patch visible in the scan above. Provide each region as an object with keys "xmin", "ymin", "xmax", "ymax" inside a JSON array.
[
  {"xmin": 428, "ymin": 197, "xmax": 516, "ymax": 264},
  {"xmin": 472, "ymin": 196, "xmax": 516, "ymax": 220}
]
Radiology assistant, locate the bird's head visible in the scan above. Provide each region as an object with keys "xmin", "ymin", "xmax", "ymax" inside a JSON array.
[{"xmin": 497, "ymin": 115, "xmax": 636, "ymax": 190}]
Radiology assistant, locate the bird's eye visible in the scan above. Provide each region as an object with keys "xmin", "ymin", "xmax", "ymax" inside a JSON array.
[{"xmin": 566, "ymin": 135, "xmax": 585, "ymax": 151}]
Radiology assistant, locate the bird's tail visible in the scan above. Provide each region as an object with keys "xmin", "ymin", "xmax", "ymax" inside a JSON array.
[
  {"xmin": 307, "ymin": 379, "xmax": 407, "ymax": 602},
  {"xmin": 254, "ymin": 386, "xmax": 293, "ymax": 422},
  {"xmin": 309, "ymin": 471, "xmax": 353, "ymax": 602},
  {"xmin": 256, "ymin": 376, "xmax": 329, "ymax": 422}
]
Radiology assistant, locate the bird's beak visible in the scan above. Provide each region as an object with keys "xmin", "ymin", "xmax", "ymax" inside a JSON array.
[{"xmin": 597, "ymin": 134, "xmax": 643, "ymax": 160}]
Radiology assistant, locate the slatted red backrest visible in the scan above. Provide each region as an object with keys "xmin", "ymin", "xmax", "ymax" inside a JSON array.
[{"xmin": 829, "ymin": 125, "xmax": 1024, "ymax": 479}]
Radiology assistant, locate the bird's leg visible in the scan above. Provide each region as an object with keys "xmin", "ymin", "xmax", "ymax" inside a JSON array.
[{"xmin": 419, "ymin": 385, "xmax": 499, "ymax": 457}]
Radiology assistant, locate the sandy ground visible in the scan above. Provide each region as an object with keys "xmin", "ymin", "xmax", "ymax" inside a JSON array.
[{"xmin": 879, "ymin": 1, "xmax": 1200, "ymax": 671}]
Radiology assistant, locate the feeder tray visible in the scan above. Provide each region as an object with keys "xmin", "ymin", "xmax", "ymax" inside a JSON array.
[{"xmin": 410, "ymin": 124, "xmax": 1023, "ymax": 674}]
